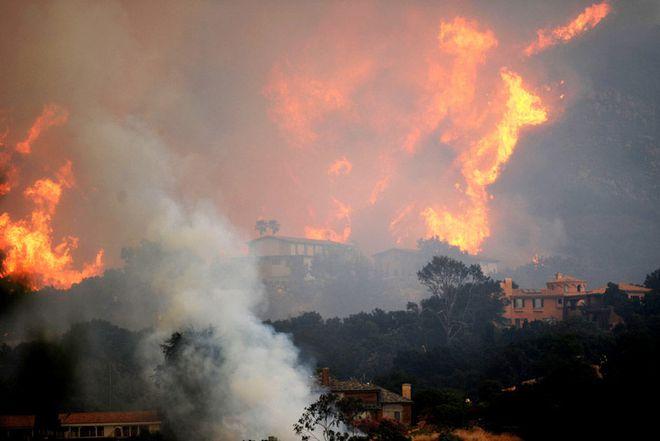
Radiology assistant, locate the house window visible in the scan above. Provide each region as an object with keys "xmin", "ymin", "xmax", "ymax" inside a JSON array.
[
  {"xmin": 97, "ymin": 426, "xmax": 104, "ymax": 437},
  {"xmin": 122, "ymin": 426, "xmax": 130, "ymax": 437},
  {"xmin": 533, "ymin": 298, "xmax": 544, "ymax": 309},
  {"xmin": 563, "ymin": 285, "xmax": 568, "ymax": 293},
  {"xmin": 131, "ymin": 426, "xmax": 139, "ymax": 436},
  {"xmin": 514, "ymin": 298, "xmax": 524, "ymax": 309},
  {"xmin": 80, "ymin": 427, "xmax": 95, "ymax": 437},
  {"xmin": 394, "ymin": 411, "xmax": 401, "ymax": 421},
  {"xmin": 139, "ymin": 425, "xmax": 149, "ymax": 435},
  {"xmin": 70, "ymin": 427, "xmax": 79, "ymax": 438},
  {"xmin": 577, "ymin": 284, "xmax": 583, "ymax": 292},
  {"xmin": 557, "ymin": 298, "xmax": 563, "ymax": 306},
  {"xmin": 514, "ymin": 319, "xmax": 521, "ymax": 328}
]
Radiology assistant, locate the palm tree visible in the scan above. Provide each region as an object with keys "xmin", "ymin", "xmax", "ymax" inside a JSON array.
[
  {"xmin": 267, "ymin": 219, "xmax": 281, "ymax": 235},
  {"xmin": 255, "ymin": 220, "xmax": 268, "ymax": 236}
]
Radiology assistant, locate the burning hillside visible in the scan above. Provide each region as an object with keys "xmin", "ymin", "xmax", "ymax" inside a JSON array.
[
  {"xmin": 265, "ymin": 2, "xmax": 611, "ymax": 255},
  {"xmin": 0, "ymin": 105, "xmax": 104, "ymax": 289}
]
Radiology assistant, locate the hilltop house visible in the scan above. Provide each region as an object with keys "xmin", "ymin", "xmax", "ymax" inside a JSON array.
[
  {"xmin": 248, "ymin": 235, "xmax": 352, "ymax": 285},
  {"xmin": 318, "ymin": 367, "xmax": 413, "ymax": 426}
]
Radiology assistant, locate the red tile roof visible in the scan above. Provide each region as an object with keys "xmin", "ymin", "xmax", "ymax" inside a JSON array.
[
  {"xmin": 0, "ymin": 415, "xmax": 35, "ymax": 429},
  {"xmin": 59, "ymin": 411, "xmax": 160, "ymax": 425}
]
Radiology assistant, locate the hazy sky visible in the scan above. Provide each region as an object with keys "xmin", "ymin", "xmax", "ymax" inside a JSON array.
[{"xmin": 0, "ymin": 0, "xmax": 658, "ymax": 284}]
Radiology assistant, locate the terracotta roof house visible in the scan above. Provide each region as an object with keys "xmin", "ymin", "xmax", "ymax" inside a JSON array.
[
  {"xmin": 0, "ymin": 415, "xmax": 36, "ymax": 439},
  {"xmin": 319, "ymin": 368, "xmax": 413, "ymax": 426},
  {"xmin": 0, "ymin": 411, "xmax": 161, "ymax": 440},
  {"xmin": 58, "ymin": 411, "xmax": 161, "ymax": 439}
]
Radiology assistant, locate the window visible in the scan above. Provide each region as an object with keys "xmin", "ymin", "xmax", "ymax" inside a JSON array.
[
  {"xmin": 533, "ymin": 298, "xmax": 544, "ymax": 309},
  {"xmin": 514, "ymin": 319, "xmax": 521, "ymax": 328},
  {"xmin": 394, "ymin": 411, "xmax": 401, "ymax": 421},
  {"xmin": 514, "ymin": 298, "xmax": 525, "ymax": 309},
  {"xmin": 70, "ymin": 427, "xmax": 79, "ymax": 438},
  {"xmin": 122, "ymin": 426, "xmax": 130, "ymax": 437},
  {"xmin": 296, "ymin": 244, "xmax": 304, "ymax": 255},
  {"xmin": 139, "ymin": 425, "xmax": 149, "ymax": 435},
  {"xmin": 563, "ymin": 285, "xmax": 568, "ymax": 293},
  {"xmin": 131, "ymin": 426, "xmax": 139, "ymax": 437},
  {"xmin": 97, "ymin": 427, "xmax": 105, "ymax": 437},
  {"xmin": 557, "ymin": 298, "xmax": 563, "ymax": 306},
  {"xmin": 80, "ymin": 427, "xmax": 95, "ymax": 437},
  {"xmin": 577, "ymin": 284, "xmax": 583, "ymax": 292}
]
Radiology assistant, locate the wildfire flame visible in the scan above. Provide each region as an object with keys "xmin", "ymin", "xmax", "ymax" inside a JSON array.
[
  {"xmin": 524, "ymin": 2, "xmax": 611, "ymax": 56},
  {"xmin": 304, "ymin": 198, "xmax": 352, "ymax": 242},
  {"xmin": 265, "ymin": 5, "xmax": 611, "ymax": 252},
  {"xmin": 15, "ymin": 104, "xmax": 69, "ymax": 155},
  {"xmin": 0, "ymin": 106, "xmax": 104, "ymax": 289},
  {"xmin": 422, "ymin": 70, "xmax": 548, "ymax": 253}
]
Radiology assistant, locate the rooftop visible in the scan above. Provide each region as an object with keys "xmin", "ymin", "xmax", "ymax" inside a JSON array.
[
  {"xmin": 248, "ymin": 235, "xmax": 348, "ymax": 247},
  {"xmin": 325, "ymin": 377, "xmax": 412, "ymax": 403},
  {"xmin": 0, "ymin": 415, "xmax": 35, "ymax": 429},
  {"xmin": 59, "ymin": 411, "xmax": 160, "ymax": 425}
]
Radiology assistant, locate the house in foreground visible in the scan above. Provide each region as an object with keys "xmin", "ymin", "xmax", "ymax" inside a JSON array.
[
  {"xmin": 319, "ymin": 367, "xmax": 413, "ymax": 426},
  {"xmin": 0, "ymin": 411, "xmax": 161, "ymax": 440}
]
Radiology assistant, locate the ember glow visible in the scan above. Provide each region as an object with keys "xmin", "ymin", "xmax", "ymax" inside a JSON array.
[
  {"xmin": 524, "ymin": 2, "xmax": 612, "ymax": 56},
  {"xmin": 0, "ymin": 107, "xmax": 104, "ymax": 289}
]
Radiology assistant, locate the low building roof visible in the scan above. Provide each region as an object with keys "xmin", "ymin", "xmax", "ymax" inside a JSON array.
[
  {"xmin": 378, "ymin": 387, "xmax": 412, "ymax": 404},
  {"xmin": 328, "ymin": 378, "xmax": 379, "ymax": 392},
  {"xmin": 0, "ymin": 415, "xmax": 35, "ymax": 429},
  {"xmin": 617, "ymin": 283, "xmax": 652, "ymax": 293},
  {"xmin": 326, "ymin": 378, "xmax": 412, "ymax": 403},
  {"xmin": 549, "ymin": 273, "xmax": 585, "ymax": 283},
  {"xmin": 59, "ymin": 411, "xmax": 160, "ymax": 425},
  {"xmin": 249, "ymin": 235, "xmax": 348, "ymax": 247}
]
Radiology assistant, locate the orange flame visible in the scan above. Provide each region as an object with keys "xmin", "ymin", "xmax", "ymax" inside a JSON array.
[
  {"xmin": 304, "ymin": 198, "xmax": 352, "ymax": 243},
  {"xmin": 422, "ymin": 70, "xmax": 548, "ymax": 253},
  {"xmin": 15, "ymin": 104, "xmax": 69, "ymax": 154},
  {"xmin": 327, "ymin": 157, "xmax": 353, "ymax": 176},
  {"xmin": 0, "ymin": 107, "xmax": 104, "ymax": 289},
  {"xmin": 264, "ymin": 61, "xmax": 372, "ymax": 147},
  {"xmin": 404, "ymin": 17, "xmax": 497, "ymax": 154},
  {"xmin": 524, "ymin": 2, "xmax": 611, "ymax": 56}
]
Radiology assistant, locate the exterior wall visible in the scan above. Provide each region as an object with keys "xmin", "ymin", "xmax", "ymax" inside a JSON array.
[
  {"xmin": 61, "ymin": 422, "xmax": 160, "ymax": 438},
  {"xmin": 381, "ymin": 404, "xmax": 403, "ymax": 422},
  {"xmin": 501, "ymin": 274, "xmax": 607, "ymax": 327},
  {"xmin": 401, "ymin": 403, "xmax": 412, "ymax": 426}
]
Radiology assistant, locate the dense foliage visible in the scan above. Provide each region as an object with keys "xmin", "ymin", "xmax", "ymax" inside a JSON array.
[{"xmin": 1, "ymin": 261, "xmax": 659, "ymax": 440}]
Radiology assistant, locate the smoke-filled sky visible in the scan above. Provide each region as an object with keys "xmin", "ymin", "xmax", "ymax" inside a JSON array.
[{"xmin": 0, "ymin": 0, "xmax": 659, "ymax": 285}]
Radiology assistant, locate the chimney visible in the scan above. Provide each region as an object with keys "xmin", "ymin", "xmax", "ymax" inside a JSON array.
[
  {"xmin": 401, "ymin": 383, "xmax": 412, "ymax": 400},
  {"xmin": 321, "ymin": 367, "xmax": 330, "ymax": 387}
]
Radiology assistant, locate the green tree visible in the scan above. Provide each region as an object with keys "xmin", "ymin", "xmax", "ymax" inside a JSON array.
[
  {"xmin": 417, "ymin": 256, "xmax": 503, "ymax": 344},
  {"xmin": 294, "ymin": 393, "xmax": 365, "ymax": 441},
  {"xmin": 255, "ymin": 220, "xmax": 269, "ymax": 236},
  {"xmin": 268, "ymin": 219, "xmax": 281, "ymax": 235}
]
